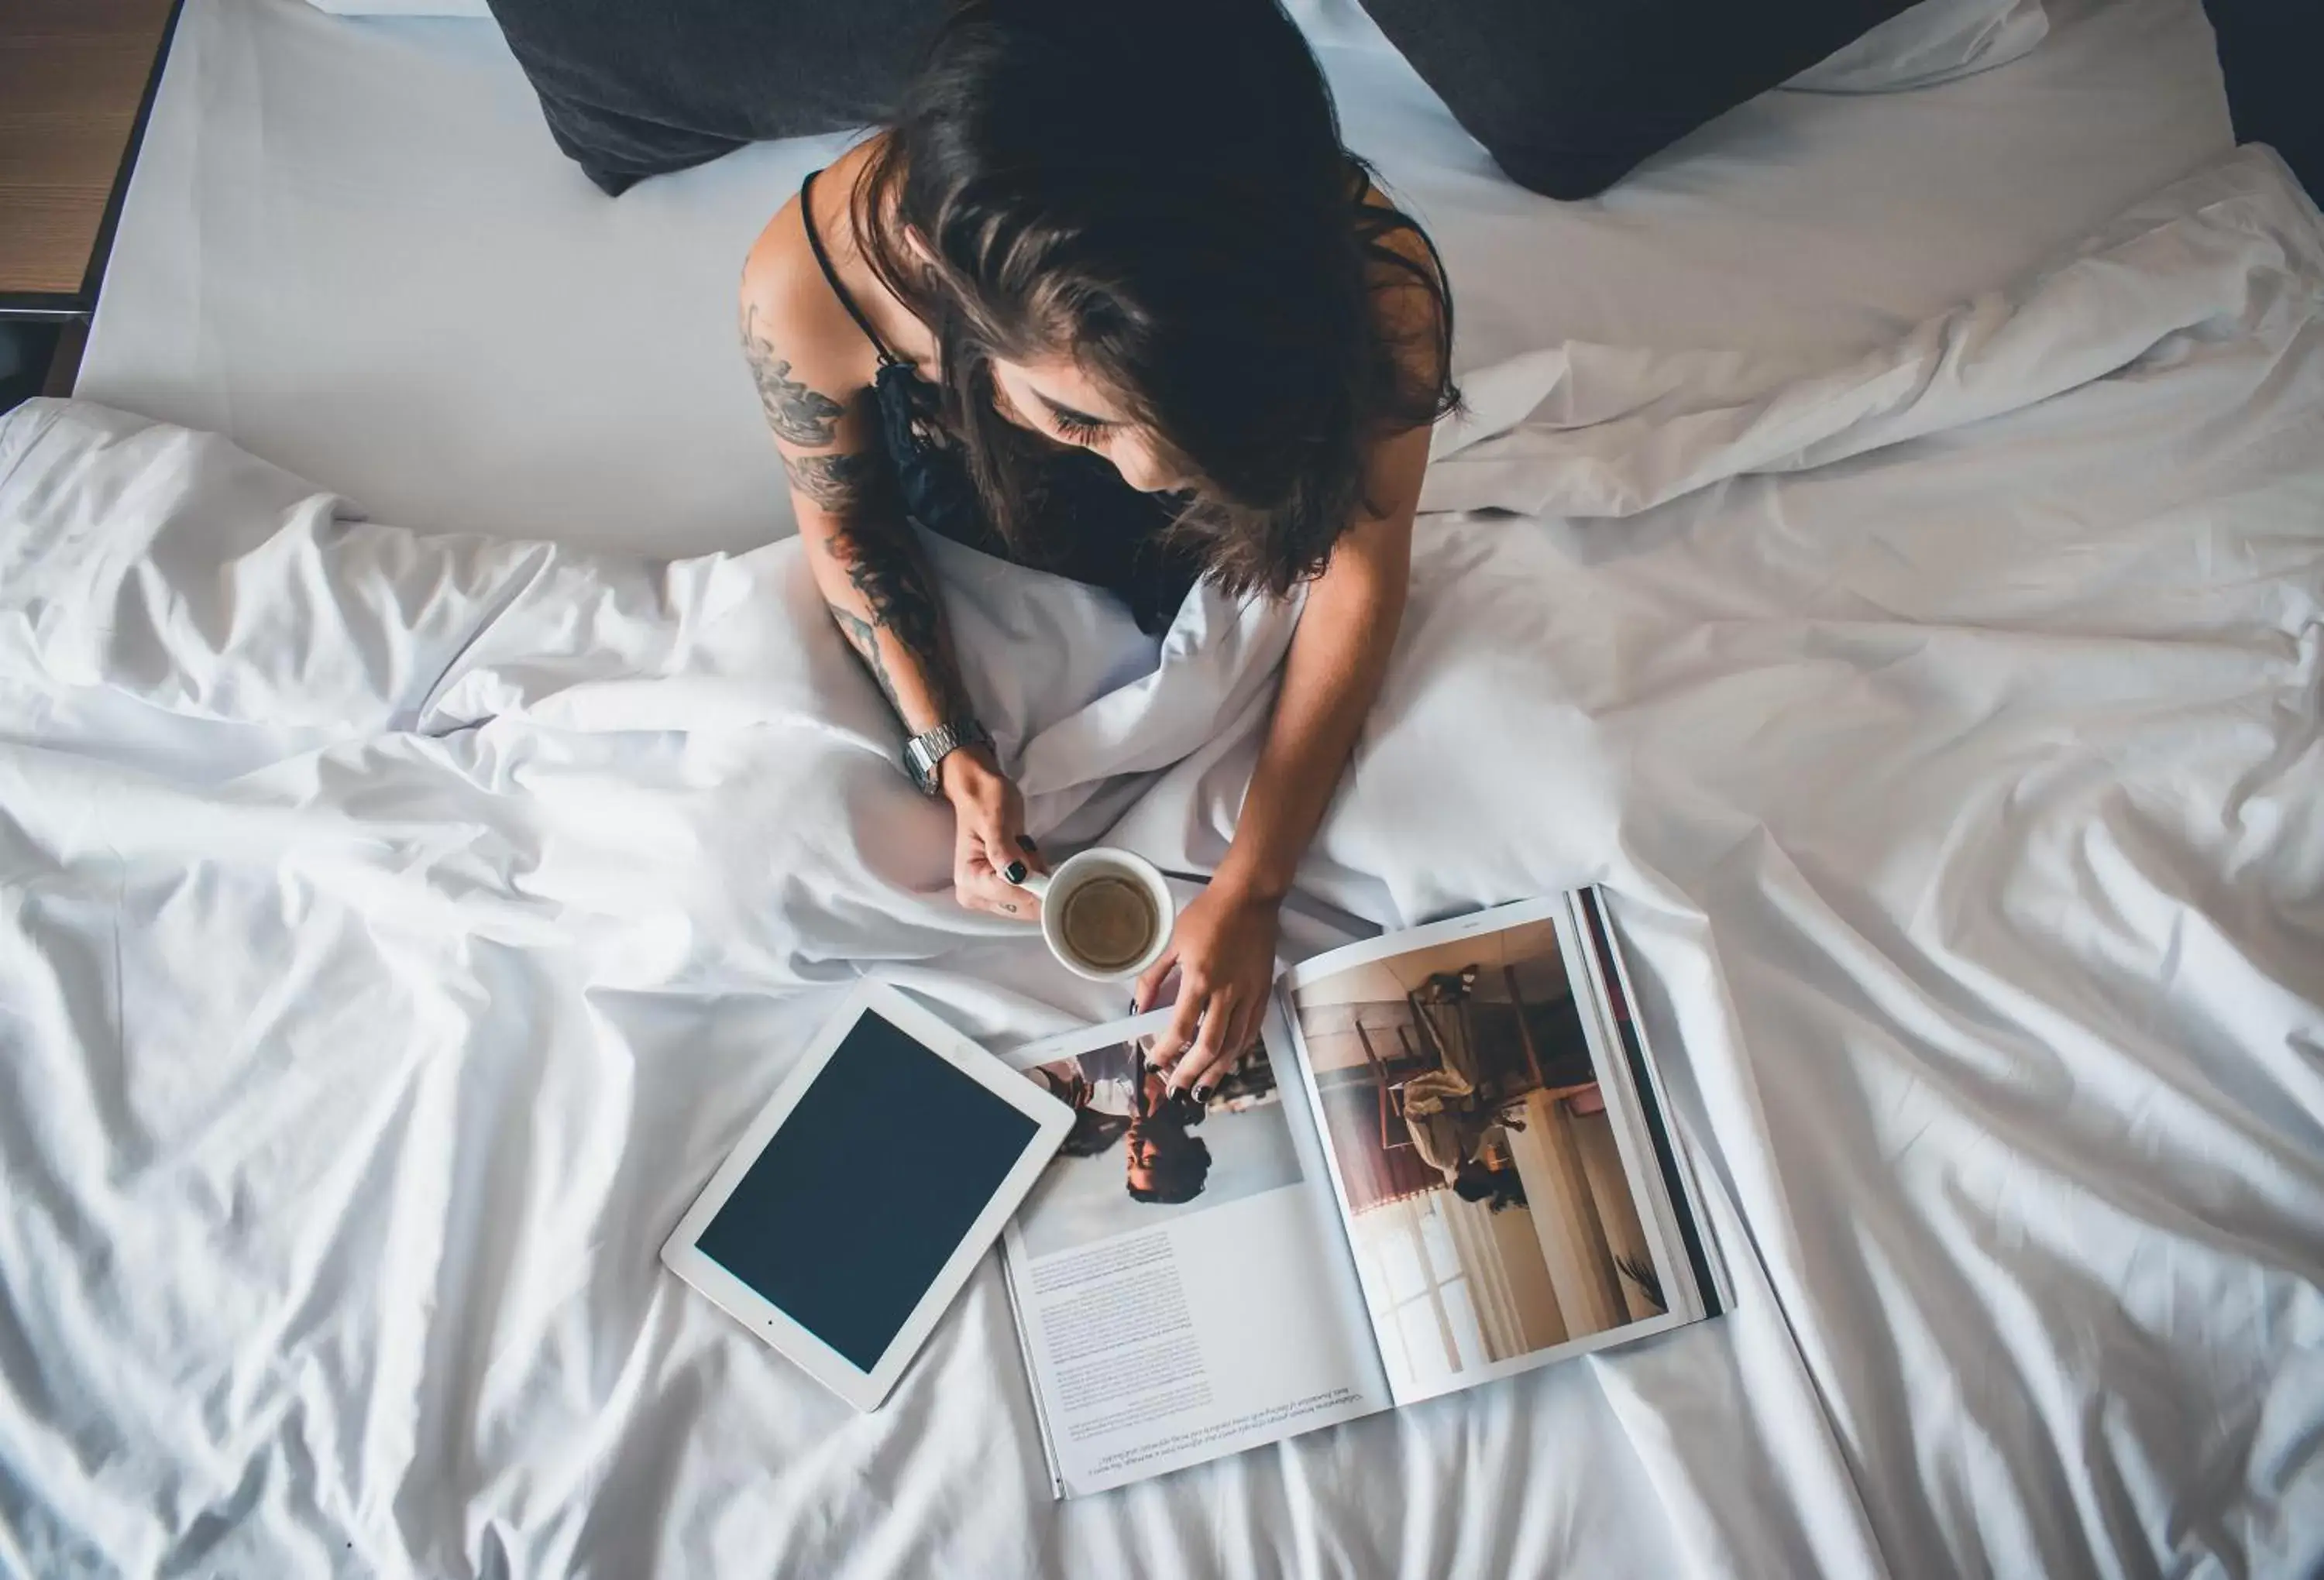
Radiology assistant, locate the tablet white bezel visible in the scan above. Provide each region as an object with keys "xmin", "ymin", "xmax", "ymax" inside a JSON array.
[{"xmin": 659, "ymin": 979, "xmax": 1073, "ymax": 1412}]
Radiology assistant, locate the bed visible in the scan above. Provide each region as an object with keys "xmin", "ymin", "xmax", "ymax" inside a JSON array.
[{"xmin": 5, "ymin": 0, "xmax": 2320, "ymax": 1575}]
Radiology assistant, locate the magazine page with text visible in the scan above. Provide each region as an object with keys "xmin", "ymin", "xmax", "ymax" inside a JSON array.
[
  {"xmin": 999, "ymin": 1009, "xmax": 1390, "ymax": 1497},
  {"xmin": 1278, "ymin": 895, "xmax": 1704, "ymax": 1406}
]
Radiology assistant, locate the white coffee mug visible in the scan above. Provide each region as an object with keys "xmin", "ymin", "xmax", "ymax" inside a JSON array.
[{"xmin": 1011, "ymin": 847, "xmax": 1175, "ymax": 982}]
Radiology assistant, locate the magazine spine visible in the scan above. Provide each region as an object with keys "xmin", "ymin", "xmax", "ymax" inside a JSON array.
[
  {"xmin": 998, "ymin": 1248, "xmax": 1069, "ymax": 1499},
  {"xmin": 1577, "ymin": 888, "xmax": 1727, "ymax": 1319}
]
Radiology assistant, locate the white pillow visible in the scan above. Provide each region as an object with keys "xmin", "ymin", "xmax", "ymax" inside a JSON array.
[
  {"xmin": 301, "ymin": 0, "xmax": 493, "ymax": 16},
  {"xmin": 1786, "ymin": 0, "xmax": 2048, "ymax": 93}
]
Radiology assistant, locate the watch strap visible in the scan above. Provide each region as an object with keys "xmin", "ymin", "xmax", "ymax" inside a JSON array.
[{"xmin": 902, "ymin": 718, "xmax": 991, "ymax": 795}]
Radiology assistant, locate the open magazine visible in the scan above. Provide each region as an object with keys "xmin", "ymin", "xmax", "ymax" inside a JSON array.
[{"xmin": 997, "ymin": 888, "xmax": 1730, "ymax": 1497}]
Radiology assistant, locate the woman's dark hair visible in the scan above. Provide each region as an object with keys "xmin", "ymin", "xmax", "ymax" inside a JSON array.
[
  {"xmin": 1127, "ymin": 1128, "xmax": 1213, "ymax": 1205},
  {"xmin": 854, "ymin": 0, "xmax": 1457, "ymax": 599}
]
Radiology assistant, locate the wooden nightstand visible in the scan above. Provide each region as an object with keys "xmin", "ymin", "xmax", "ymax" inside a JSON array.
[{"xmin": 0, "ymin": 0, "xmax": 184, "ymax": 410}]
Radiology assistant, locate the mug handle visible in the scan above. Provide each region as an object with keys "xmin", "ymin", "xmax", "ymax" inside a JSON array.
[{"xmin": 1009, "ymin": 868, "xmax": 1052, "ymax": 900}]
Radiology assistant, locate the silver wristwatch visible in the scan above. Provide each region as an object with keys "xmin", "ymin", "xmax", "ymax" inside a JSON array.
[{"xmin": 901, "ymin": 718, "xmax": 992, "ymax": 796}]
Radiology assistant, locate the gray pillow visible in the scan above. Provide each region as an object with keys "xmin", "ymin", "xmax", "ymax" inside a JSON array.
[
  {"xmin": 1786, "ymin": 0, "xmax": 2047, "ymax": 93},
  {"xmin": 1350, "ymin": 0, "xmax": 1920, "ymax": 199},
  {"xmin": 485, "ymin": 0, "xmax": 947, "ymax": 195}
]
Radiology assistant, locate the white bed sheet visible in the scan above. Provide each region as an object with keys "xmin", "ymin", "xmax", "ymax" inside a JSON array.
[
  {"xmin": 41, "ymin": 1, "xmax": 2312, "ymax": 1573},
  {"xmin": 6, "ymin": 146, "xmax": 2322, "ymax": 1578},
  {"xmin": 76, "ymin": 0, "xmax": 2233, "ymax": 555}
]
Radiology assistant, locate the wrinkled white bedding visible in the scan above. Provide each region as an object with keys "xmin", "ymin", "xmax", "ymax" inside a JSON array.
[{"xmin": 4, "ymin": 146, "xmax": 2321, "ymax": 1578}]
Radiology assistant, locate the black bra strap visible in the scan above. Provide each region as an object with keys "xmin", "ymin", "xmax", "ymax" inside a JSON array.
[{"xmin": 799, "ymin": 168, "xmax": 902, "ymax": 368}]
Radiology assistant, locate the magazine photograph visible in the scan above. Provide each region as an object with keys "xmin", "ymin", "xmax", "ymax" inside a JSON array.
[
  {"xmin": 1014, "ymin": 1036, "xmax": 1304, "ymax": 1259},
  {"xmin": 1287, "ymin": 915, "xmax": 1667, "ymax": 1391}
]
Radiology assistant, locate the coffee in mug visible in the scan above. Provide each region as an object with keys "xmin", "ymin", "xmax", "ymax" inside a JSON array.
[
  {"xmin": 1009, "ymin": 848, "xmax": 1176, "ymax": 981},
  {"xmin": 1057, "ymin": 876, "xmax": 1161, "ymax": 973}
]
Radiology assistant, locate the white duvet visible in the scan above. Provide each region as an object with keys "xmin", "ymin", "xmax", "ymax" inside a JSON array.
[{"xmin": 2, "ymin": 147, "xmax": 2319, "ymax": 1578}]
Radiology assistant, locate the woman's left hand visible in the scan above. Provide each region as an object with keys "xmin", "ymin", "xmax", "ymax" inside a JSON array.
[{"xmin": 1134, "ymin": 878, "xmax": 1282, "ymax": 1099}]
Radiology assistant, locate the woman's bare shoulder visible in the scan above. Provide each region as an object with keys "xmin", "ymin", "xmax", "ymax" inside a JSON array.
[
  {"xmin": 742, "ymin": 194, "xmax": 860, "ymax": 366},
  {"xmin": 737, "ymin": 183, "xmax": 884, "ymax": 440}
]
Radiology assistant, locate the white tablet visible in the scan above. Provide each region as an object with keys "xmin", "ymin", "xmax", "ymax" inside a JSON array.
[{"xmin": 661, "ymin": 981, "xmax": 1073, "ymax": 1411}]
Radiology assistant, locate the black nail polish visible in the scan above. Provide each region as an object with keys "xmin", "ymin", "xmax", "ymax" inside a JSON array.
[
  {"xmin": 1191, "ymin": 1085, "xmax": 1212, "ymax": 1104},
  {"xmin": 1017, "ymin": 834, "xmax": 1039, "ymax": 853},
  {"xmin": 1003, "ymin": 860, "xmax": 1028, "ymax": 885}
]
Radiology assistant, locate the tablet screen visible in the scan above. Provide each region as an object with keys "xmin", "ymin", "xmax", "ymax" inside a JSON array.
[{"xmin": 695, "ymin": 1009, "xmax": 1040, "ymax": 1372}]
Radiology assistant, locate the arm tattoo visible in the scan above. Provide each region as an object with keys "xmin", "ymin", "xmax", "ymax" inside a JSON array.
[
  {"xmin": 741, "ymin": 304, "xmax": 846, "ymax": 446},
  {"xmin": 823, "ymin": 517, "xmax": 970, "ymax": 723},
  {"xmin": 828, "ymin": 602, "xmax": 900, "ymax": 712},
  {"xmin": 738, "ymin": 296, "xmax": 965, "ymax": 722},
  {"xmin": 783, "ymin": 450, "xmax": 889, "ymax": 515}
]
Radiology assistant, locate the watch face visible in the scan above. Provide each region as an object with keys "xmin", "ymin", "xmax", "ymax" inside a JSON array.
[
  {"xmin": 904, "ymin": 734, "xmax": 944, "ymax": 794},
  {"xmin": 904, "ymin": 722, "xmax": 982, "ymax": 795}
]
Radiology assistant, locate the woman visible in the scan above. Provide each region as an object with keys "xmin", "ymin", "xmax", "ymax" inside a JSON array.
[{"xmin": 738, "ymin": 0, "xmax": 1455, "ymax": 1100}]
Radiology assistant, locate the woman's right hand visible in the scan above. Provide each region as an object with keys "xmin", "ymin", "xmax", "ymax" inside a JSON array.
[{"xmin": 941, "ymin": 746, "xmax": 1047, "ymax": 919}]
